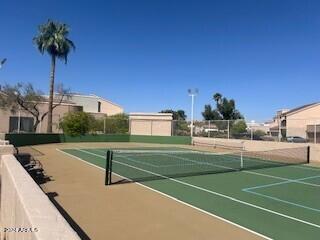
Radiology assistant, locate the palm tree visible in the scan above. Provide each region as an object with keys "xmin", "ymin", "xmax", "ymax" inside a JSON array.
[
  {"xmin": 213, "ymin": 92, "xmax": 222, "ymax": 104},
  {"xmin": 33, "ymin": 20, "xmax": 75, "ymax": 133}
]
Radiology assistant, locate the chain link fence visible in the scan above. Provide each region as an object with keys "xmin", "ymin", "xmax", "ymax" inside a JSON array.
[
  {"xmin": 7, "ymin": 114, "xmax": 320, "ymax": 144},
  {"xmin": 172, "ymin": 119, "xmax": 320, "ymax": 143}
]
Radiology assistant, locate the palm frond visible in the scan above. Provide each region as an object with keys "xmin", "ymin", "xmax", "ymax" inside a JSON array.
[{"xmin": 33, "ymin": 20, "xmax": 75, "ymax": 62}]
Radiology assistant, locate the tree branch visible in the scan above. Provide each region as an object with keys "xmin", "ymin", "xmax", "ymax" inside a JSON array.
[{"xmin": 52, "ymin": 93, "xmax": 65, "ymax": 110}]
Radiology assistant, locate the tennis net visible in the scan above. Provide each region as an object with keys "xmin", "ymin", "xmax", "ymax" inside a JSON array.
[{"xmin": 105, "ymin": 146, "xmax": 310, "ymax": 185}]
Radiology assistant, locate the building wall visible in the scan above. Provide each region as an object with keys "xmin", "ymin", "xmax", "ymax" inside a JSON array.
[
  {"xmin": 130, "ymin": 120, "xmax": 152, "ymax": 135},
  {"xmin": 285, "ymin": 104, "xmax": 320, "ymax": 138},
  {"xmin": 129, "ymin": 113, "xmax": 173, "ymax": 136},
  {"xmin": 0, "ymin": 103, "xmax": 82, "ymax": 133},
  {"xmin": 67, "ymin": 95, "xmax": 98, "ymax": 113},
  {"xmin": 68, "ymin": 95, "xmax": 123, "ymax": 116},
  {"xmin": 100, "ymin": 99, "xmax": 123, "ymax": 116}
]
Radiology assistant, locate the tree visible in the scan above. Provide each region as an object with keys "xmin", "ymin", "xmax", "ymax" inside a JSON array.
[
  {"xmin": 212, "ymin": 93, "xmax": 244, "ymax": 120},
  {"xmin": 59, "ymin": 112, "xmax": 92, "ymax": 136},
  {"xmin": 0, "ymin": 83, "xmax": 70, "ymax": 132},
  {"xmin": 33, "ymin": 20, "xmax": 75, "ymax": 133},
  {"xmin": 202, "ymin": 93, "xmax": 243, "ymax": 120},
  {"xmin": 103, "ymin": 113, "xmax": 129, "ymax": 134},
  {"xmin": 213, "ymin": 92, "xmax": 222, "ymax": 104},
  {"xmin": 230, "ymin": 120, "xmax": 247, "ymax": 135},
  {"xmin": 202, "ymin": 105, "xmax": 221, "ymax": 120},
  {"xmin": 159, "ymin": 109, "xmax": 187, "ymax": 120}
]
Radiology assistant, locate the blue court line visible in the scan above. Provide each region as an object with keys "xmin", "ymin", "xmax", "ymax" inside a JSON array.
[
  {"xmin": 243, "ymin": 189, "xmax": 320, "ymax": 213},
  {"xmin": 243, "ymin": 174, "xmax": 320, "ymax": 191}
]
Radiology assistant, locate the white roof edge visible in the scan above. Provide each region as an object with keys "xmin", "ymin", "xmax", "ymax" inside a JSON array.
[
  {"xmin": 97, "ymin": 96, "xmax": 123, "ymax": 109},
  {"xmin": 52, "ymin": 93, "xmax": 124, "ymax": 109},
  {"xmin": 285, "ymin": 103, "xmax": 320, "ymax": 117}
]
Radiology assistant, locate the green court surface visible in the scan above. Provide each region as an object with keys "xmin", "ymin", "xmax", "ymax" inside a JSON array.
[{"xmin": 60, "ymin": 147, "xmax": 320, "ymax": 240}]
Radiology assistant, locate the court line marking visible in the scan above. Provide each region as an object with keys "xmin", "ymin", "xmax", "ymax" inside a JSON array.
[
  {"xmin": 77, "ymin": 148, "xmax": 320, "ymax": 230},
  {"xmin": 243, "ymin": 189, "xmax": 320, "ymax": 213},
  {"xmin": 166, "ymin": 154, "xmax": 320, "ymax": 187},
  {"xmin": 95, "ymin": 149, "xmax": 320, "ymax": 186},
  {"xmin": 56, "ymin": 148, "xmax": 272, "ymax": 240},
  {"xmin": 243, "ymin": 175, "xmax": 320, "ymax": 191}
]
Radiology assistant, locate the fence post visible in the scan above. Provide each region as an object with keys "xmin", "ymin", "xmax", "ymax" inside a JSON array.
[
  {"xmin": 227, "ymin": 120, "xmax": 230, "ymax": 139},
  {"xmin": 208, "ymin": 120, "xmax": 211, "ymax": 138},
  {"xmin": 278, "ymin": 117, "xmax": 281, "ymax": 142},
  {"xmin": 171, "ymin": 120, "xmax": 173, "ymax": 136}
]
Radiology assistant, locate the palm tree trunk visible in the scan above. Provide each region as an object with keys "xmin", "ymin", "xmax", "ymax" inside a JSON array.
[{"xmin": 47, "ymin": 55, "xmax": 56, "ymax": 133}]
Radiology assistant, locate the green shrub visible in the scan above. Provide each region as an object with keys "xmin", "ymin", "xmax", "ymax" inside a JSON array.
[
  {"xmin": 59, "ymin": 112, "xmax": 92, "ymax": 136},
  {"xmin": 231, "ymin": 120, "xmax": 247, "ymax": 135},
  {"xmin": 253, "ymin": 130, "xmax": 266, "ymax": 139},
  {"xmin": 104, "ymin": 114, "xmax": 129, "ymax": 134}
]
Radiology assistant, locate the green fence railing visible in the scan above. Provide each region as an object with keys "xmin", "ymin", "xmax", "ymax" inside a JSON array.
[{"xmin": 5, "ymin": 133, "xmax": 191, "ymax": 147}]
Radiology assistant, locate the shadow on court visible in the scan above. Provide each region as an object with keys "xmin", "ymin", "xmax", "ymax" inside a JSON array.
[{"xmin": 47, "ymin": 192, "xmax": 91, "ymax": 240}]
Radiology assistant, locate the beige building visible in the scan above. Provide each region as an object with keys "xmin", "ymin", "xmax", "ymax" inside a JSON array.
[
  {"xmin": 0, "ymin": 92, "xmax": 123, "ymax": 133},
  {"xmin": 62, "ymin": 93, "xmax": 123, "ymax": 118},
  {"xmin": 269, "ymin": 102, "xmax": 320, "ymax": 141},
  {"xmin": 129, "ymin": 113, "xmax": 173, "ymax": 136},
  {"xmin": 0, "ymin": 101, "xmax": 82, "ymax": 133}
]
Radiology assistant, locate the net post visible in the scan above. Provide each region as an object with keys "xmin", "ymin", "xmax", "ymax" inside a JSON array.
[
  {"xmin": 105, "ymin": 150, "xmax": 112, "ymax": 185},
  {"xmin": 109, "ymin": 151, "xmax": 113, "ymax": 184},
  {"xmin": 307, "ymin": 146, "xmax": 310, "ymax": 163}
]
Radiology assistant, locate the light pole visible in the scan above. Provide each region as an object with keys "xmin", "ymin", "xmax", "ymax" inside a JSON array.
[
  {"xmin": 188, "ymin": 88, "xmax": 198, "ymax": 138},
  {"xmin": 0, "ymin": 58, "xmax": 7, "ymax": 92},
  {"xmin": 250, "ymin": 120, "xmax": 255, "ymax": 140}
]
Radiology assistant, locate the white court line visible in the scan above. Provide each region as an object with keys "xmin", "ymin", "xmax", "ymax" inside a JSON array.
[
  {"xmin": 165, "ymin": 153, "xmax": 320, "ymax": 187},
  {"xmin": 56, "ymin": 148, "xmax": 272, "ymax": 240},
  {"xmin": 76, "ymin": 148, "xmax": 320, "ymax": 230},
  {"xmin": 167, "ymin": 153, "xmax": 320, "ymax": 187}
]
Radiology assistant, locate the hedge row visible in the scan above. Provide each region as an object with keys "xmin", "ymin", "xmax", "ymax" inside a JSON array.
[{"xmin": 5, "ymin": 133, "xmax": 191, "ymax": 147}]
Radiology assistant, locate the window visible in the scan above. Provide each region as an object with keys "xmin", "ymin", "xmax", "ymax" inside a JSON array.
[
  {"xmin": 98, "ymin": 101, "xmax": 101, "ymax": 113},
  {"xmin": 9, "ymin": 117, "xmax": 34, "ymax": 133}
]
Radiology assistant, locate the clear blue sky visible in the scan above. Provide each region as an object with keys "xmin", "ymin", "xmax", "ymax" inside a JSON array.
[{"xmin": 1, "ymin": 0, "xmax": 320, "ymax": 121}]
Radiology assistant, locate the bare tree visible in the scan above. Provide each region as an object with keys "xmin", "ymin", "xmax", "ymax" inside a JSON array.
[{"xmin": 0, "ymin": 82, "xmax": 70, "ymax": 132}]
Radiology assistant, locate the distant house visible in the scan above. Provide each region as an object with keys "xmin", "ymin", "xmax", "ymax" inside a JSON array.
[{"xmin": 270, "ymin": 102, "xmax": 320, "ymax": 141}]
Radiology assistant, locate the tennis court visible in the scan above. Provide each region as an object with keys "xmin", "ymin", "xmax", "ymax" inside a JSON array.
[{"xmin": 60, "ymin": 146, "xmax": 320, "ymax": 240}]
